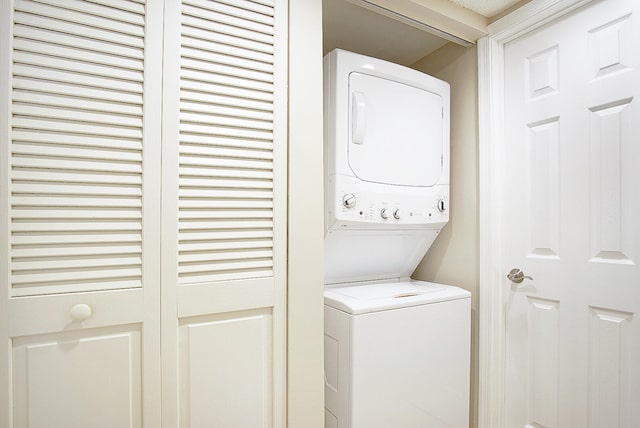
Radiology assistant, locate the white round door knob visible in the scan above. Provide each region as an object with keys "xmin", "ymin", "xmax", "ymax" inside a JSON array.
[{"xmin": 70, "ymin": 303, "xmax": 92, "ymax": 322}]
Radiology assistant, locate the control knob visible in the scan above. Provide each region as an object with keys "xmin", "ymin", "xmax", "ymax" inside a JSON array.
[
  {"xmin": 393, "ymin": 209, "xmax": 401, "ymax": 220},
  {"xmin": 437, "ymin": 199, "xmax": 447, "ymax": 213},
  {"xmin": 342, "ymin": 193, "xmax": 356, "ymax": 209},
  {"xmin": 380, "ymin": 208, "xmax": 388, "ymax": 219}
]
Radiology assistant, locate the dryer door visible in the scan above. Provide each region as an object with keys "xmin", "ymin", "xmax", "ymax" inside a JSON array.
[{"xmin": 348, "ymin": 72, "xmax": 444, "ymax": 187}]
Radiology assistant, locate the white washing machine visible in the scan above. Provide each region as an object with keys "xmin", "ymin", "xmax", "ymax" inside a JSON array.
[
  {"xmin": 323, "ymin": 49, "xmax": 470, "ymax": 428},
  {"xmin": 324, "ymin": 280, "xmax": 471, "ymax": 428}
]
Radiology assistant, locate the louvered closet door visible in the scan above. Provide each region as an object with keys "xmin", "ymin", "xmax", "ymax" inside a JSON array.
[
  {"xmin": 161, "ymin": 0, "xmax": 287, "ymax": 427},
  {"xmin": 0, "ymin": 1, "xmax": 163, "ymax": 427}
]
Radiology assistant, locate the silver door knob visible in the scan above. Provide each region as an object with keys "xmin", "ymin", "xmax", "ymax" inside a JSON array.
[{"xmin": 507, "ymin": 268, "xmax": 532, "ymax": 284}]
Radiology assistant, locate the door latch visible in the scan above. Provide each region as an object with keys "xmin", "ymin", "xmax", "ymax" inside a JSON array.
[{"xmin": 507, "ymin": 268, "xmax": 533, "ymax": 284}]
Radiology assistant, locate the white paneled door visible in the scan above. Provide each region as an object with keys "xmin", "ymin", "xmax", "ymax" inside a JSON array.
[
  {"xmin": 0, "ymin": 1, "xmax": 287, "ymax": 427},
  {"xmin": 0, "ymin": 1, "xmax": 163, "ymax": 426},
  {"xmin": 503, "ymin": 0, "xmax": 640, "ymax": 426},
  {"xmin": 161, "ymin": 0, "xmax": 287, "ymax": 426}
]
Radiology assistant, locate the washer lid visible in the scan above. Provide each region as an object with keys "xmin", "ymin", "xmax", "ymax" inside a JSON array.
[{"xmin": 324, "ymin": 280, "xmax": 470, "ymax": 315}]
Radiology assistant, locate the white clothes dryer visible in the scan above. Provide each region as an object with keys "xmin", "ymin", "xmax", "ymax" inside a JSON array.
[{"xmin": 323, "ymin": 49, "xmax": 450, "ymax": 286}]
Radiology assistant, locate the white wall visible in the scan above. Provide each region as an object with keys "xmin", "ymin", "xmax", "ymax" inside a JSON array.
[
  {"xmin": 411, "ymin": 43, "xmax": 480, "ymax": 428},
  {"xmin": 288, "ymin": 0, "xmax": 326, "ymax": 427}
]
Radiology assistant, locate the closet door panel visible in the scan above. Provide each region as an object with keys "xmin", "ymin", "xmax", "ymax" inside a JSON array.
[
  {"xmin": 178, "ymin": 309, "xmax": 272, "ymax": 428},
  {"xmin": 161, "ymin": 0, "xmax": 287, "ymax": 426},
  {"xmin": 0, "ymin": 0, "xmax": 163, "ymax": 426},
  {"xmin": 12, "ymin": 325, "xmax": 142, "ymax": 428}
]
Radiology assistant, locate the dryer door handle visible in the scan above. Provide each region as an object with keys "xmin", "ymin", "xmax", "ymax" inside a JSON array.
[{"xmin": 352, "ymin": 91, "xmax": 366, "ymax": 145}]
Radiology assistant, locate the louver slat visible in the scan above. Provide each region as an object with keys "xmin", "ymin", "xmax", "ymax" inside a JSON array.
[
  {"xmin": 12, "ymin": 232, "xmax": 142, "ymax": 246},
  {"xmin": 12, "ymin": 61, "xmax": 143, "ymax": 91},
  {"xmin": 12, "ymin": 25, "xmax": 143, "ymax": 59},
  {"xmin": 12, "ymin": 244, "xmax": 141, "ymax": 259},
  {"xmin": 178, "ymin": 0, "xmax": 276, "ymax": 285},
  {"xmin": 12, "ymin": 79, "xmax": 142, "ymax": 108},
  {"xmin": 32, "ymin": 0, "xmax": 145, "ymax": 24},
  {"xmin": 180, "ymin": 57, "xmax": 273, "ymax": 84},
  {"xmin": 15, "ymin": 0, "xmax": 144, "ymax": 36},
  {"xmin": 181, "ymin": 24, "xmax": 273, "ymax": 55},
  {"xmin": 12, "ymin": 105, "xmax": 143, "ymax": 128},
  {"xmin": 13, "ymin": 91, "xmax": 143, "ymax": 116},
  {"xmin": 12, "ymin": 196, "xmax": 141, "ymax": 209},
  {"xmin": 182, "ymin": 0, "xmax": 274, "ymax": 26},
  {"xmin": 11, "ymin": 157, "xmax": 142, "ymax": 175},
  {"xmin": 180, "ymin": 199, "xmax": 273, "ymax": 210},
  {"xmin": 180, "ymin": 35, "xmax": 273, "ymax": 64},
  {"xmin": 180, "ymin": 101, "xmax": 273, "ymax": 122},
  {"xmin": 213, "ymin": 0, "xmax": 274, "ymax": 16},
  {"xmin": 9, "ymin": 0, "xmax": 146, "ymax": 297},
  {"xmin": 180, "ymin": 92, "xmax": 272, "ymax": 116},
  {"xmin": 180, "ymin": 178, "xmax": 273, "ymax": 190},
  {"xmin": 12, "ymin": 207, "xmax": 142, "ymax": 219},
  {"xmin": 13, "ymin": 38, "xmax": 143, "ymax": 71},
  {"xmin": 181, "ymin": 6, "xmax": 273, "ymax": 43},
  {"xmin": 180, "ymin": 113, "xmax": 272, "ymax": 132},
  {"xmin": 244, "ymin": 0, "xmax": 274, "ymax": 7},
  {"xmin": 179, "ymin": 68, "xmax": 272, "ymax": 93},
  {"xmin": 180, "ymin": 166, "xmax": 272, "ymax": 180},
  {"xmin": 12, "ymin": 142, "xmax": 142, "ymax": 162},
  {"xmin": 181, "ymin": 46, "xmax": 273, "ymax": 74},
  {"xmin": 12, "ymin": 256, "xmax": 142, "ymax": 273},
  {"xmin": 12, "ymin": 129, "xmax": 143, "ymax": 150},
  {"xmin": 11, "ymin": 267, "xmax": 142, "ymax": 287},
  {"xmin": 13, "ymin": 11, "xmax": 143, "ymax": 48},
  {"xmin": 11, "ymin": 183, "xmax": 141, "ymax": 198}
]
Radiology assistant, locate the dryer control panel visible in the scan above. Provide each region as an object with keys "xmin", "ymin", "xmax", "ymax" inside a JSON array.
[
  {"xmin": 331, "ymin": 190, "xmax": 448, "ymax": 229},
  {"xmin": 325, "ymin": 175, "xmax": 448, "ymax": 230}
]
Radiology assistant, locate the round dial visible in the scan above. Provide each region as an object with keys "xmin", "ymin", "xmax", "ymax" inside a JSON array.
[
  {"xmin": 342, "ymin": 193, "xmax": 356, "ymax": 209},
  {"xmin": 393, "ymin": 209, "xmax": 401, "ymax": 220},
  {"xmin": 437, "ymin": 199, "xmax": 447, "ymax": 213},
  {"xmin": 380, "ymin": 208, "xmax": 388, "ymax": 219}
]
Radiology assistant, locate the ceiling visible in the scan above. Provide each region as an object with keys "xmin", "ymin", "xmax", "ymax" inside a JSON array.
[
  {"xmin": 322, "ymin": 0, "xmax": 449, "ymax": 66},
  {"xmin": 447, "ymin": 0, "xmax": 522, "ymax": 17},
  {"xmin": 323, "ymin": 0, "xmax": 523, "ymax": 66}
]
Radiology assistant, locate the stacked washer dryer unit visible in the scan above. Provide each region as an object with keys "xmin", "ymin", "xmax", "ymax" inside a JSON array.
[{"xmin": 323, "ymin": 49, "xmax": 471, "ymax": 428}]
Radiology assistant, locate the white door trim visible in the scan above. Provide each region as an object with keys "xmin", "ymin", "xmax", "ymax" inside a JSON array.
[{"xmin": 477, "ymin": 1, "xmax": 595, "ymax": 427}]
